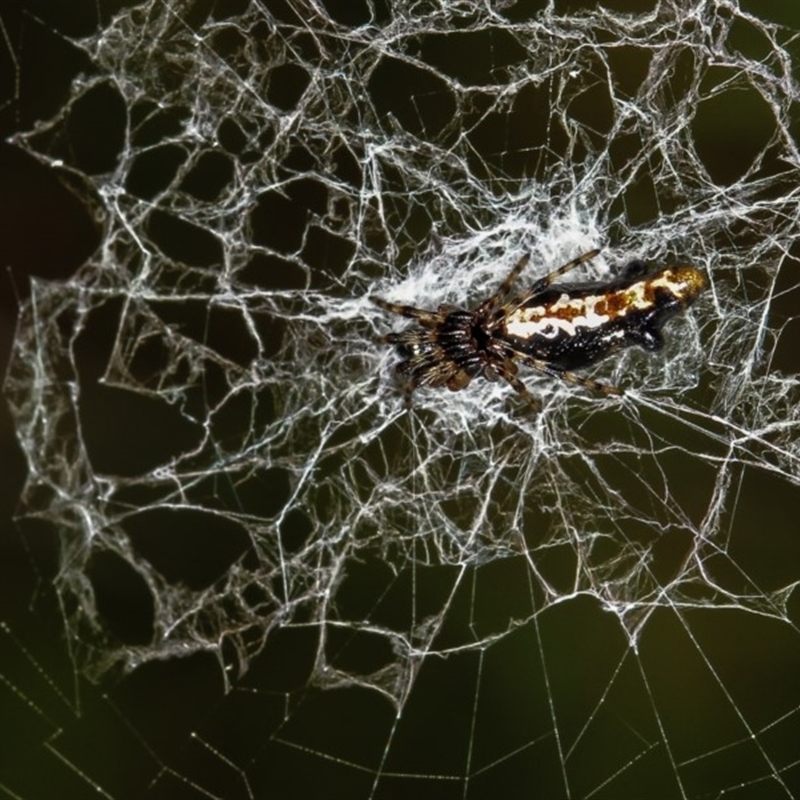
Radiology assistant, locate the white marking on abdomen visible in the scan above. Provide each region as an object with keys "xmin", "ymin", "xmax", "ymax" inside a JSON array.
[{"xmin": 505, "ymin": 294, "xmax": 615, "ymax": 339}]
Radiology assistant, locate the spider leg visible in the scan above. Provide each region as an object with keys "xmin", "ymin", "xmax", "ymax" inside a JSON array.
[
  {"xmin": 532, "ymin": 248, "xmax": 601, "ymax": 292},
  {"xmin": 491, "ymin": 358, "xmax": 540, "ymax": 410},
  {"xmin": 480, "ymin": 254, "xmax": 531, "ymax": 314},
  {"xmin": 515, "ymin": 352, "xmax": 623, "ymax": 396},
  {"xmin": 503, "ymin": 249, "xmax": 601, "ymax": 315},
  {"xmin": 370, "ymin": 296, "xmax": 442, "ymax": 327}
]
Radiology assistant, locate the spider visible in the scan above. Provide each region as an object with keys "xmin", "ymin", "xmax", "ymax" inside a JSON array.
[{"xmin": 371, "ymin": 248, "xmax": 706, "ymax": 406}]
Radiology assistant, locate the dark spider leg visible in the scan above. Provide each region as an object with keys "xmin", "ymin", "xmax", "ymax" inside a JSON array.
[
  {"xmin": 401, "ymin": 380, "xmax": 414, "ymax": 408},
  {"xmin": 493, "ymin": 360, "xmax": 540, "ymax": 410},
  {"xmin": 514, "ymin": 352, "xmax": 623, "ymax": 396},
  {"xmin": 502, "ymin": 249, "xmax": 601, "ymax": 316},
  {"xmin": 480, "ymin": 254, "xmax": 531, "ymax": 314},
  {"xmin": 393, "ymin": 366, "xmax": 423, "ymax": 409},
  {"xmin": 370, "ymin": 296, "xmax": 442, "ymax": 327}
]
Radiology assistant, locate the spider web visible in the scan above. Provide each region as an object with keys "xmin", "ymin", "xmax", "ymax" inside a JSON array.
[{"xmin": 2, "ymin": 0, "xmax": 800, "ymax": 797}]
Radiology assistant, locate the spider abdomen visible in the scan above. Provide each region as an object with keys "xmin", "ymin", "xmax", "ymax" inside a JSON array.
[{"xmin": 500, "ymin": 266, "xmax": 705, "ymax": 371}]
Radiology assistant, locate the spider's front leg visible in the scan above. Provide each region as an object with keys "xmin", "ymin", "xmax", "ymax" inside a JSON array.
[
  {"xmin": 481, "ymin": 248, "xmax": 602, "ymax": 317},
  {"xmin": 502, "ymin": 249, "xmax": 601, "ymax": 316},
  {"xmin": 480, "ymin": 254, "xmax": 531, "ymax": 314},
  {"xmin": 370, "ymin": 296, "xmax": 442, "ymax": 327}
]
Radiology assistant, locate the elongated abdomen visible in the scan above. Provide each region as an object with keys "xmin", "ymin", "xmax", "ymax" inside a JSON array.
[{"xmin": 500, "ymin": 266, "xmax": 706, "ymax": 371}]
